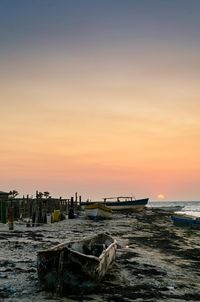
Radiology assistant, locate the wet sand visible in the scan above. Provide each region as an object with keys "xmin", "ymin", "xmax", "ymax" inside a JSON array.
[{"xmin": 0, "ymin": 209, "xmax": 200, "ymax": 302}]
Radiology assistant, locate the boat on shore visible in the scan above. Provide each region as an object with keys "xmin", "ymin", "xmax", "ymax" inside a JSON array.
[
  {"xmin": 171, "ymin": 215, "xmax": 200, "ymax": 229},
  {"xmin": 81, "ymin": 196, "xmax": 149, "ymax": 212},
  {"xmin": 37, "ymin": 233, "xmax": 117, "ymax": 292},
  {"xmin": 85, "ymin": 202, "xmax": 112, "ymax": 220}
]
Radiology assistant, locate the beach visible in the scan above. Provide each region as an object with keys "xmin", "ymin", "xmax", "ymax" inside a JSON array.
[{"xmin": 0, "ymin": 208, "xmax": 200, "ymax": 302}]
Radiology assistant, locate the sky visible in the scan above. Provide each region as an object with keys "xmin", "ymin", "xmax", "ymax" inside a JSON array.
[{"xmin": 0, "ymin": 0, "xmax": 200, "ymax": 201}]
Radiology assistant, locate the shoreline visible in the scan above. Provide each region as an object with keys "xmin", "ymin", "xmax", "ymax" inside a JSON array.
[{"xmin": 0, "ymin": 208, "xmax": 200, "ymax": 301}]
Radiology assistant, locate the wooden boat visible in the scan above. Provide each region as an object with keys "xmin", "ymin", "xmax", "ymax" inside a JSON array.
[
  {"xmin": 37, "ymin": 233, "xmax": 117, "ymax": 292},
  {"xmin": 85, "ymin": 202, "xmax": 112, "ymax": 220},
  {"xmin": 81, "ymin": 196, "xmax": 149, "ymax": 212},
  {"xmin": 171, "ymin": 215, "xmax": 200, "ymax": 229}
]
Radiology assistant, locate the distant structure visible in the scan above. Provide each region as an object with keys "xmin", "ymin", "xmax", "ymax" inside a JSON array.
[{"xmin": 0, "ymin": 190, "xmax": 82, "ymax": 225}]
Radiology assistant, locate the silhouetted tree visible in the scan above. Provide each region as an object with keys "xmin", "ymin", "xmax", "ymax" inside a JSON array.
[
  {"xmin": 9, "ymin": 190, "xmax": 19, "ymax": 199},
  {"xmin": 43, "ymin": 191, "xmax": 50, "ymax": 198},
  {"xmin": 37, "ymin": 192, "xmax": 43, "ymax": 199}
]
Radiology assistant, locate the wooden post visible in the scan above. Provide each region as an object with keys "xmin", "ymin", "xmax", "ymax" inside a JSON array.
[
  {"xmin": 75, "ymin": 192, "xmax": 78, "ymax": 211},
  {"xmin": 71, "ymin": 197, "xmax": 74, "ymax": 207},
  {"xmin": 68, "ymin": 197, "xmax": 74, "ymax": 219},
  {"xmin": 8, "ymin": 207, "xmax": 14, "ymax": 230}
]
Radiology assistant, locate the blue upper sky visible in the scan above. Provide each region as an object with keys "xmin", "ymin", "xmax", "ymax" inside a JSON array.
[{"xmin": 0, "ymin": 0, "xmax": 200, "ymax": 56}]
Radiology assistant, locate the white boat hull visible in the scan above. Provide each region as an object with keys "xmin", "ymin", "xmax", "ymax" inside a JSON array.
[
  {"xmin": 106, "ymin": 204, "xmax": 145, "ymax": 211},
  {"xmin": 85, "ymin": 207, "xmax": 112, "ymax": 219}
]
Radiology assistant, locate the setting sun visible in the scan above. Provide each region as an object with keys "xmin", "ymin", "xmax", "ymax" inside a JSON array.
[{"xmin": 157, "ymin": 194, "xmax": 165, "ymax": 200}]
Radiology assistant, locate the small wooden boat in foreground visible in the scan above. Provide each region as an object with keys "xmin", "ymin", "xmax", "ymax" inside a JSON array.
[
  {"xmin": 37, "ymin": 233, "xmax": 117, "ymax": 292},
  {"xmin": 171, "ymin": 215, "xmax": 200, "ymax": 229},
  {"xmin": 85, "ymin": 202, "xmax": 112, "ymax": 220}
]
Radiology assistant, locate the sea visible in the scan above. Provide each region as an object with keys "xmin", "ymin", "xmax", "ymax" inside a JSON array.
[{"xmin": 148, "ymin": 200, "xmax": 200, "ymax": 217}]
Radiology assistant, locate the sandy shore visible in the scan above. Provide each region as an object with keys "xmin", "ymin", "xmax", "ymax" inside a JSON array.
[{"xmin": 0, "ymin": 208, "xmax": 200, "ymax": 302}]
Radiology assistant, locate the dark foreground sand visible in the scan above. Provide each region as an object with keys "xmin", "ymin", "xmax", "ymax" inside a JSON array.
[{"xmin": 0, "ymin": 208, "xmax": 200, "ymax": 302}]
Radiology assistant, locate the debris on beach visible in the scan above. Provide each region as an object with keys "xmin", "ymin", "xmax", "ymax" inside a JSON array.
[{"xmin": 0, "ymin": 209, "xmax": 200, "ymax": 301}]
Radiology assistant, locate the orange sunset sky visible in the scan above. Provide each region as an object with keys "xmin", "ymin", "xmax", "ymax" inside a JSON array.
[{"xmin": 1, "ymin": 1, "xmax": 200, "ymax": 200}]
